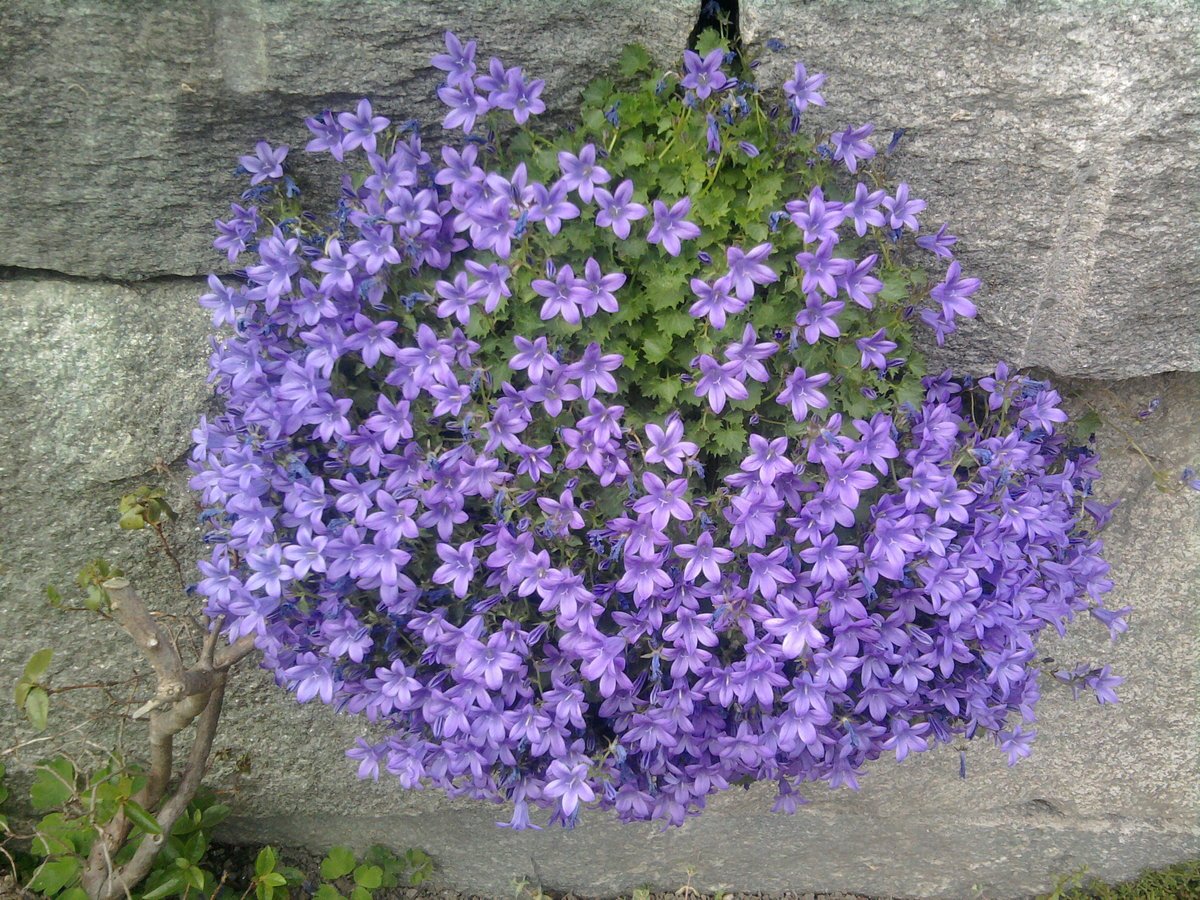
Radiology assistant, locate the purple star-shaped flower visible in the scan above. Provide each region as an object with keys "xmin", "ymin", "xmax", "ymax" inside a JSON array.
[
  {"xmin": 431, "ymin": 31, "xmax": 477, "ymax": 87},
  {"xmin": 509, "ymin": 335, "xmax": 558, "ymax": 382},
  {"xmin": 795, "ymin": 294, "xmax": 845, "ymax": 344},
  {"xmin": 576, "ymin": 257, "xmax": 626, "ymax": 317},
  {"xmin": 689, "ymin": 274, "xmax": 744, "ymax": 329},
  {"xmin": 557, "ymin": 144, "xmax": 610, "ymax": 203},
  {"xmin": 433, "ymin": 541, "xmax": 477, "ymax": 598},
  {"xmin": 239, "ymin": 141, "xmax": 288, "ymax": 185},
  {"xmin": 882, "ymin": 182, "xmax": 926, "ymax": 232},
  {"xmin": 674, "ymin": 531, "xmax": 733, "ymax": 584},
  {"xmin": 777, "ymin": 367, "xmax": 831, "ymax": 422},
  {"xmin": 633, "ymin": 472, "xmax": 693, "ymax": 530},
  {"xmin": 647, "ymin": 198, "xmax": 701, "ymax": 257},
  {"xmin": 786, "ymin": 186, "xmax": 845, "ymax": 245},
  {"xmin": 693, "ymin": 355, "xmax": 749, "ymax": 413},
  {"xmin": 845, "ymin": 182, "xmax": 887, "ymax": 236},
  {"xmin": 593, "ymin": 179, "xmax": 648, "ymax": 240},
  {"xmin": 831, "ymin": 123, "xmax": 876, "ymax": 174},
  {"xmin": 916, "ymin": 223, "xmax": 958, "ymax": 258},
  {"xmin": 725, "ymin": 242, "xmax": 778, "ymax": 301},
  {"xmin": 795, "ymin": 240, "xmax": 851, "ymax": 296},
  {"xmin": 336, "ymin": 99, "xmax": 390, "ymax": 155},
  {"xmin": 782, "ymin": 62, "xmax": 826, "ymax": 115},
  {"xmin": 680, "ymin": 48, "xmax": 730, "ymax": 99},
  {"xmin": 564, "ymin": 342, "xmax": 623, "ymax": 398},
  {"xmin": 855, "ymin": 328, "xmax": 898, "ymax": 373},
  {"xmin": 644, "ymin": 416, "xmax": 698, "ymax": 474}
]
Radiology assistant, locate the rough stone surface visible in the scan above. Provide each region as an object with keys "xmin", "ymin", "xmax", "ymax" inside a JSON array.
[
  {"xmin": 1, "ymin": 3, "xmax": 1199, "ymax": 897},
  {"xmin": 0, "ymin": 0, "xmax": 695, "ymax": 281},
  {"xmin": 743, "ymin": 0, "xmax": 1199, "ymax": 379},
  {"xmin": 3, "ymin": 359, "xmax": 1196, "ymax": 899}
]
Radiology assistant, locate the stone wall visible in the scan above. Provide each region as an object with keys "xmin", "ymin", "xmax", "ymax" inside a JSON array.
[{"xmin": 0, "ymin": 2, "xmax": 1197, "ymax": 898}]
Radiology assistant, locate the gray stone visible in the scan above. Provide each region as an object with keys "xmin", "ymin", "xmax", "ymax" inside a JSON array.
[
  {"xmin": 0, "ymin": 0, "xmax": 697, "ymax": 281},
  {"xmin": 3, "ymin": 361, "xmax": 1196, "ymax": 899},
  {"xmin": 742, "ymin": 1, "xmax": 1200, "ymax": 378},
  {"xmin": 0, "ymin": 276, "xmax": 213, "ymax": 488}
]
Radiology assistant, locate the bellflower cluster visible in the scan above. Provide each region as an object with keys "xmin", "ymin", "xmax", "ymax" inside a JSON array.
[{"xmin": 193, "ymin": 32, "xmax": 1123, "ymax": 829}]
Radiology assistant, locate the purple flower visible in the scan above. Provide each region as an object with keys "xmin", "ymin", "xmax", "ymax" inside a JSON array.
[
  {"xmin": 916, "ymin": 222, "xmax": 958, "ymax": 258},
  {"xmin": 680, "ymin": 48, "xmax": 729, "ymax": 99},
  {"xmin": 337, "ymin": 99, "xmax": 390, "ymax": 154},
  {"xmin": 238, "ymin": 141, "xmax": 288, "ymax": 185},
  {"xmin": 839, "ymin": 255, "xmax": 883, "ymax": 309},
  {"xmin": 431, "ymin": 31, "xmax": 477, "ymax": 87},
  {"xmin": 544, "ymin": 759, "xmax": 595, "ymax": 815},
  {"xmin": 882, "ymin": 182, "xmax": 926, "ymax": 232},
  {"xmin": 794, "ymin": 241, "xmax": 851, "ymax": 296},
  {"xmin": 532, "ymin": 263, "xmax": 586, "ymax": 325},
  {"xmin": 997, "ymin": 726, "xmax": 1036, "ymax": 766},
  {"xmin": 509, "ymin": 335, "xmax": 558, "ymax": 382},
  {"xmin": 845, "ymin": 183, "xmax": 887, "ymax": 237},
  {"xmin": 693, "ymin": 355, "xmax": 749, "ymax": 413},
  {"xmin": 831, "ymin": 123, "xmax": 876, "ymax": 173},
  {"xmin": 777, "ymin": 367, "xmax": 831, "ymax": 422},
  {"xmin": 786, "ymin": 186, "xmax": 845, "ymax": 245},
  {"xmin": 644, "ymin": 416, "xmax": 698, "ymax": 474},
  {"xmin": 304, "ymin": 110, "xmax": 346, "ymax": 160},
  {"xmin": 438, "ymin": 82, "xmax": 490, "ymax": 133},
  {"xmin": 647, "ymin": 198, "xmax": 701, "ymax": 257},
  {"xmin": 675, "ymin": 532, "xmax": 734, "ymax": 584},
  {"xmin": 931, "ymin": 261, "xmax": 981, "ymax": 320},
  {"xmin": 689, "ymin": 274, "xmax": 744, "ymax": 329},
  {"xmin": 593, "ymin": 179, "xmax": 648, "ymax": 240},
  {"xmin": 795, "ymin": 294, "xmax": 845, "ymax": 344},
  {"xmin": 433, "ymin": 541, "xmax": 478, "ymax": 598},
  {"xmin": 491, "ymin": 67, "xmax": 546, "ymax": 123},
  {"xmin": 782, "ymin": 62, "xmax": 826, "ymax": 115},
  {"xmin": 576, "ymin": 257, "xmax": 626, "ymax": 317},
  {"xmin": 855, "ymin": 328, "xmax": 898, "ymax": 373},
  {"xmin": 633, "ymin": 472, "xmax": 693, "ymax": 530},
  {"xmin": 558, "ymin": 144, "xmax": 610, "ymax": 203},
  {"xmin": 564, "ymin": 342, "xmax": 623, "ymax": 398},
  {"xmin": 725, "ymin": 243, "xmax": 778, "ymax": 301}
]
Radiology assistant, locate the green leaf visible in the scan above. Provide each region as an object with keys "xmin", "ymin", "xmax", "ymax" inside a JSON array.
[
  {"xmin": 141, "ymin": 874, "xmax": 186, "ymax": 900},
  {"xmin": 199, "ymin": 802, "xmax": 231, "ymax": 829},
  {"xmin": 23, "ymin": 648, "xmax": 53, "ymax": 682},
  {"xmin": 353, "ymin": 864, "xmax": 383, "ymax": 889},
  {"xmin": 45, "ymin": 585, "xmax": 64, "ymax": 607},
  {"xmin": 0, "ymin": 814, "xmax": 8, "ymax": 833},
  {"xmin": 29, "ymin": 857, "xmax": 81, "ymax": 896},
  {"xmin": 314, "ymin": 885, "xmax": 346, "ymax": 900},
  {"xmin": 879, "ymin": 271, "xmax": 908, "ymax": 303},
  {"xmin": 118, "ymin": 509, "xmax": 146, "ymax": 530},
  {"xmin": 618, "ymin": 43, "xmax": 653, "ymax": 78},
  {"xmin": 581, "ymin": 78, "xmax": 613, "ymax": 110},
  {"xmin": 122, "ymin": 799, "xmax": 162, "ymax": 835},
  {"xmin": 262, "ymin": 872, "xmax": 287, "ymax": 887},
  {"xmin": 640, "ymin": 332, "xmax": 674, "ymax": 365},
  {"xmin": 350, "ymin": 888, "xmax": 372, "ymax": 900},
  {"xmin": 694, "ymin": 28, "xmax": 729, "ymax": 57},
  {"xmin": 58, "ymin": 889, "xmax": 89, "ymax": 900},
  {"xmin": 256, "ymin": 846, "xmax": 278, "ymax": 877},
  {"xmin": 25, "ymin": 686, "xmax": 49, "ymax": 732},
  {"xmin": 321, "ymin": 846, "xmax": 357, "ymax": 881},
  {"xmin": 31, "ymin": 758, "xmax": 75, "ymax": 810},
  {"xmin": 1073, "ymin": 409, "xmax": 1103, "ymax": 442},
  {"xmin": 747, "ymin": 171, "xmax": 785, "ymax": 211}
]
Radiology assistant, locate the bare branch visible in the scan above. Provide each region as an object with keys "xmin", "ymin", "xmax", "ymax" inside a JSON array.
[
  {"xmin": 212, "ymin": 633, "xmax": 257, "ymax": 671},
  {"xmin": 95, "ymin": 677, "xmax": 229, "ymax": 900},
  {"xmin": 199, "ymin": 615, "xmax": 225, "ymax": 670},
  {"xmin": 102, "ymin": 578, "xmax": 185, "ymax": 704}
]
